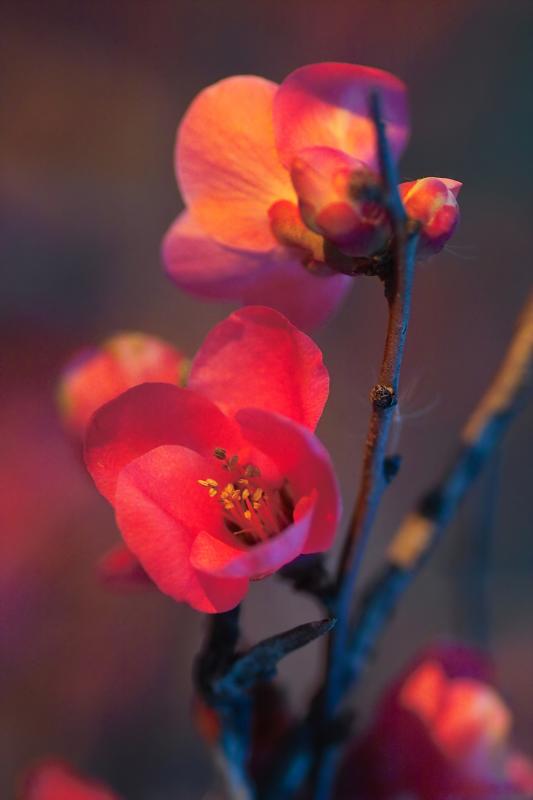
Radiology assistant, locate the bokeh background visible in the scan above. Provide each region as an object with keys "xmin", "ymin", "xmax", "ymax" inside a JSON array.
[{"xmin": 1, "ymin": 1, "xmax": 532, "ymax": 797}]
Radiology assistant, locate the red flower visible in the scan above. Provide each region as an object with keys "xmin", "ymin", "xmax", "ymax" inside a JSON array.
[
  {"xmin": 19, "ymin": 761, "xmax": 119, "ymax": 800},
  {"xmin": 337, "ymin": 644, "xmax": 533, "ymax": 799},
  {"xmin": 59, "ymin": 332, "xmax": 186, "ymax": 437},
  {"xmin": 400, "ymin": 177, "xmax": 462, "ymax": 255},
  {"xmin": 163, "ymin": 62, "xmax": 411, "ymax": 330},
  {"xmin": 84, "ymin": 306, "xmax": 341, "ymax": 612}
]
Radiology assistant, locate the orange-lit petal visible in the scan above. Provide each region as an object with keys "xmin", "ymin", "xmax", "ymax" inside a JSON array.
[
  {"xmin": 399, "ymin": 659, "xmax": 447, "ymax": 725},
  {"xmin": 177, "ymin": 76, "xmax": 295, "ymax": 251}
]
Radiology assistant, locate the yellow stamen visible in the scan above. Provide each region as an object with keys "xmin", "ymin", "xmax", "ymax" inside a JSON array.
[
  {"xmin": 198, "ymin": 450, "xmax": 293, "ymax": 546},
  {"xmin": 198, "ymin": 478, "xmax": 218, "ymax": 488}
]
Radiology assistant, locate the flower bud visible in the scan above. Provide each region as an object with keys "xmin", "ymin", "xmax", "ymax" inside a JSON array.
[
  {"xmin": 58, "ymin": 332, "xmax": 186, "ymax": 437},
  {"xmin": 400, "ymin": 176, "xmax": 461, "ymax": 256},
  {"xmin": 290, "ymin": 146, "xmax": 390, "ymax": 257}
]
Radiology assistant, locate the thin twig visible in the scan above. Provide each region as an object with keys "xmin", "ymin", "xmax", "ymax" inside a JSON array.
[
  {"xmin": 195, "ymin": 607, "xmax": 255, "ymax": 800},
  {"xmin": 196, "ymin": 613, "xmax": 336, "ymax": 800},
  {"xmin": 455, "ymin": 451, "xmax": 499, "ymax": 646},
  {"xmin": 309, "ymin": 92, "xmax": 419, "ymax": 800},
  {"xmin": 343, "ymin": 291, "xmax": 533, "ymax": 693}
]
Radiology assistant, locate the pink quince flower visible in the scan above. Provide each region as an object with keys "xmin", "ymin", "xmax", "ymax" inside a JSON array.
[
  {"xmin": 84, "ymin": 306, "xmax": 341, "ymax": 613},
  {"xmin": 163, "ymin": 63, "xmax": 461, "ymax": 330},
  {"xmin": 59, "ymin": 331, "xmax": 187, "ymax": 437},
  {"xmin": 162, "ymin": 62, "xmax": 411, "ymax": 330},
  {"xmin": 336, "ymin": 643, "xmax": 533, "ymax": 799},
  {"xmin": 19, "ymin": 760, "xmax": 120, "ymax": 800}
]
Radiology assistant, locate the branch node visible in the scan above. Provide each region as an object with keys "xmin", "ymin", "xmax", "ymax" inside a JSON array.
[{"xmin": 370, "ymin": 383, "xmax": 396, "ymax": 409}]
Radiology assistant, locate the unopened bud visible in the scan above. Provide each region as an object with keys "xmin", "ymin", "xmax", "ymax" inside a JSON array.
[
  {"xmin": 58, "ymin": 332, "xmax": 186, "ymax": 437},
  {"xmin": 290, "ymin": 146, "xmax": 390, "ymax": 257},
  {"xmin": 400, "ymin": 177, "xmax": 461, "ymax": 257}
]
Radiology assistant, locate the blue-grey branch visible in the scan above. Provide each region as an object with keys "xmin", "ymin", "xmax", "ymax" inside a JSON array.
[{"xmin": 344, "ymin": 290, "xmax": 533, "ymax": 693}]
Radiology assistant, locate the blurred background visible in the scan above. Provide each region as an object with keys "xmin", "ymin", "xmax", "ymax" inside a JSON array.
[{"xmin": 1, "ymin": 1, "xmax": 532, "ymax": 797}]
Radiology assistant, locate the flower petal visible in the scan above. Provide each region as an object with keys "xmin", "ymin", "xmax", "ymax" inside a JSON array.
[
  {"xmin": 240, "ymin": 254, "xmax": 352, "ymax": 331},
  {"xmin": 59, "ymin": 332, "xmax": 185, "ymax": 437},
  {"xmin": 98, "ymin": 545, "xmax": 153, "ymax": 588},
  {"xmin": 235, "ymin": 409, "xmax": 341, "ymax": 553},
  {"xmin": 177, "ymin": 75, "xmax": 295, "ymax": 251},
  {"xmin": 190, "ymin": 498, "xmax": 313, "ymax": 579},
  {"xmin": 84, "ymin": 383, "xmax": 241, "ymax": 503},
  {"xmin": 163, "ymin": 212, "xmax": 274, "ymax": 298},
  {"xmin": 115, "ymin": 445, "xmax": 248, "ymax": 612},
  {"xmin": 21, "ymin": 761, "xmax": 119, "ymax": 800},
  {"xmin": 163, "ymin": 212, "xmax": 352, "ymax": 331},
  {"xmin": 189, "ymin": 306, "xmax": 329, "ymax": 430},
  {"xmin": 441, "ymin": 178, "xmax": 463, "ymax": 198},
  {"xmin": 274, "ymin": 62, "xmax": 409, "ymax": 171}
]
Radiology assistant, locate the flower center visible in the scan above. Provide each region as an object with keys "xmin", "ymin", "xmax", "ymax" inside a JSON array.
[{"xmin": 198, "ymin": 448, "xmax": 293, "ymax": 546}]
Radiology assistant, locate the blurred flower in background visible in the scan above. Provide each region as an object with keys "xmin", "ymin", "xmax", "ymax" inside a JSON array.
[
  {"xmin": 336, "ymin": 643, "xmax": 533, "ymax": 799},
  {"xmin": 58, "ymin": 332, "xmax": 187, "ymax": 438},
  {"xmin": 19, "ymin": 760, "xmax": 120, "ymax": 800},
  {"xmin": 0, "ymin": 326, "xmax": 199, "ymax": 798}
]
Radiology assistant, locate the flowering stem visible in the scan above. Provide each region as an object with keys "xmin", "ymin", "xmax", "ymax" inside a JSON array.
[
  {"xmin": 309, "ymin": 94, "xmax": 419, "ymax": 800},
  {"xmin": 343, "ymin": 290, "xmax": 533, "ymax": 694},
  {"xmin": 194, "ymin": 607, "xmax": 255, "ymax": 800}
]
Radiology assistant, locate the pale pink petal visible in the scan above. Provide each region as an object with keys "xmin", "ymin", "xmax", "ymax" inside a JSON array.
[
  {"xmin": 162, "ymin": 211, "xmax": 275, "ymax": 298},
  {"xmin": 177, "ymin": 76, "xmax": 295, "ymax": 251},
  {"xmin": 274, "ymin": 62, "xmax": 409, "ymax": 171},
  {"xmin": 115, "ymin": 445, "xmax": 248, "ymax": 612},
  {"xmin": 163, "ymin": 212, "xmax": 352, "ymax": 331},
  {"xmin": 189, "ymin": 306, "xmax": 329, "ymax": 430},
  {"xmin": 241, "ymin": 254, "xmax": 352, "ymax": 331}
]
